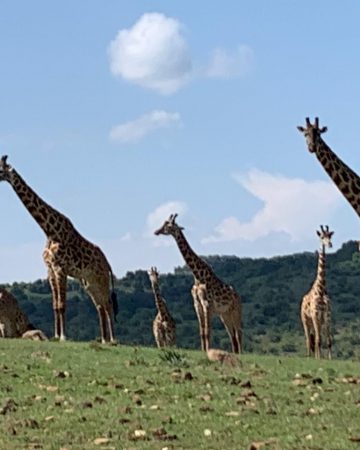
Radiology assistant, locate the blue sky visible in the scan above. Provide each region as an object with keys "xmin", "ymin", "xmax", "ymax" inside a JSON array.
[{"xmin": 1, "ymin": 1, "xmax": 360, "ymax": 282}]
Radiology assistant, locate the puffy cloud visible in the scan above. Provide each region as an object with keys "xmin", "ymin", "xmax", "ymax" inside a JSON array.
[
  {"xmin": 108, "ymin": 13, "xmax": 191, "ymax": 94},
  {"xmin": 109, "ymin": 110, "xmax": 180, "ymax": 144},
  {"xmin": 202, "ymin": 169, "xmax": 342, "ymax": 244},
  {"xmin": 206, "ymin": 45, "xmax": 254, "ymax": 79}
]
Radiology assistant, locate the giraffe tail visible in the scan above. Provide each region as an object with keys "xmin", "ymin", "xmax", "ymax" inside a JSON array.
[{"xmin": 110, "ymin": 270, "xmax": 119, "ymax": 322}]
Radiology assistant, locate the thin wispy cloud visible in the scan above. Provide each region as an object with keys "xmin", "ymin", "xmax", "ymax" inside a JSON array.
[
  {"xmin": 206, "ymin": 45, "xmax": 254, "ymax": 79},
  {"xmin": 202, "ymin": 169, "xmax": 342, "ymax": 244},
  {"xmin": 109, "ymin": 110, "xmax": 181, "ymax": 144},
  {"xmin": 108, "ymin": 13, "xmax": 192, "ymax": 95},
  {"xmin": 145, "ymin": 201, "xmax": 188, "ymax": 246}
]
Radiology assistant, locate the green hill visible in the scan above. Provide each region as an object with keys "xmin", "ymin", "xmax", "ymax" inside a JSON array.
[{"xmin": 2, "ymin": 240, "xmax": 360, "ymax": 358}]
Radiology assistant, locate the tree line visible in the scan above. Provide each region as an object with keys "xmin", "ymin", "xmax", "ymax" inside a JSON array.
[{"xmin": 1, "ymin": 240, "xmax": 360, "ymax": 358}]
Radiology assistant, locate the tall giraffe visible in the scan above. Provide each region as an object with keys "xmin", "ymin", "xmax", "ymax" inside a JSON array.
[
  {"xmin": 298, "ymin": 117, "xmax": 360, "ymax": 220},
  {"xmin": 0, "ymin": 156, "xmax": 118, "ymax": 343},
  {"xmin": 301, "ymin": 225, "xmax": 333, "ymax": 359},
  {"xmin": 154, "ymin": 214, "xmax": 242, "ymax": 353},
  {"xmin": 147, "ymin": 267, "xmax": 176, "ymax": 348}
]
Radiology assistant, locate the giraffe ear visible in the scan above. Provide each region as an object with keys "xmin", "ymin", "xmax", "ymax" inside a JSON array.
[
  {"xmin": 316, "ymin": 230, "xmax": 321, "ymax": 237},
  {"xmin": 297, "ymin": 126, "xmax": 305, "ymax": 133},
  {"xmin": 329, "ymin": 231, "xmax": 334, "ymax": 237},
  {"xmin": 320, "ymin": 126, "xmax": 328, "ymax": 134}
]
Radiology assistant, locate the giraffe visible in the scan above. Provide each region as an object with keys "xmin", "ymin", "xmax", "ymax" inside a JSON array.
[
  {"xmin": 0, "ymin": 156, "xmax": 118, "ymax": 343},
  {"xmin": 154, "ymin": 214, "xmax": 242, "ymax": 353},
  {"xmin": 147, "ymin": 266, "xmax": 176, "ymax": 348},
  {"xmin": 0, "ymin": 288, "xmax": 47, "ymax": 338},
  {"xmin": 301, "ymin": 225, "xmax": 333, "ymax": 359},
  {"xmin": 298, "ymin": 117, "xmax": 360, "ymax": 219}
]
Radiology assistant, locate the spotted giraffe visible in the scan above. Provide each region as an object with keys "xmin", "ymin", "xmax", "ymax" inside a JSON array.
[
  {"xmin": 0, "ymin": 156, "xmax": 118, "ymax": 343},
  {"xmin": 147, "ymin": 267, "xmax": 176, "ymax": 348},
  {"xmin": 0, "ymin": 288, "xmax": 47, "ymax": 339},
  {"xmin": 301, "ymin": 225, "xmax": 333, "ymax": 359},
  {"xmin": 298, "ymin": 117, "xmax": 360, "ymax": 230},
  {"xmin": 154, "ymin": 214, "xmax": 242, "ymax": 353}
]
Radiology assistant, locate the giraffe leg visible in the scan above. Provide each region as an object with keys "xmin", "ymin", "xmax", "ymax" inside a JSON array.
[
  {"xmin": 95, "ymin": 305, "xmax": 107, "ymax": 343},
  {"xmin": 47, "ymin": 267, "xmax": 60, "ymax": 339},
  {"xmin": 104, "ymin": 305, "xmax": 116, "ymax": 343},
  {"xmin": 85, "ymin": 282, "xmax": 115, "ymax": 343},
  {"xmin": 326, "ymin": 320, "xmax": 332, "ymax": 360},
  {"xmin": 220, "ymin": 312, "xmax": 240, "ymax": 354},
  {"xmin": 196, "ymin": 288, "xmax": 212, "ymax": 352},
  {"xmin": 325, "ymin": 299, "xmax": 332, "ymax": 360},
  {"xmin": 301, "ymin": 314, "xmax": 311, "ymax": 357},
  {"xmin": 191, "ymin": 285, "xmax": 207, "ymax": 351},
  {"xmin": 313, "ymin": 320, "xmax": 321, "ymax": 359},
  {"xmin": 47, "ymin": 267, "xmax": 67, "ymax": 340},
  {"xmin": 56, "ymin": 272, "xmax": 67, "ymax": 341}
]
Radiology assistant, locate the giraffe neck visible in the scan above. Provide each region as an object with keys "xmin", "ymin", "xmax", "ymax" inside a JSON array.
[
  {"xmin": 316, "ymin": 139, "xmax": 360, "ymax": 216},
  {"xmin": 150, "ymin": 280, "xmax": 169, "ymax": 318},
  {"xmin": 7, "ymin": 167, "xmax": 74, "ymax": 240},
  {"xmin": 313, "ymin": 244, "xmax": 327, "ymax": 293},
  {"xmin": 172, "ymin": 229, "xmax": 215, "ymax": 283}
]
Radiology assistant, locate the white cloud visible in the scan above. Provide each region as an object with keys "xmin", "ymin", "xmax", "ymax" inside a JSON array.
[
  {"xmin": 202, "ymin": 169, "xmax": 342, "ymax": 244},
  {"xmin": 206, "ymin": 45, "xmax": 254, "ymax": 79},
  {"xmin": 108, "ymin": 13, "xmax": 191, "ymax": 94},
  {"xmin": 109, "ymin": 110, "xmax": 180, "ymax": 144},
  {"xmin": 145, "ymin": 201, "xmax": 188, "ymax": 246}
]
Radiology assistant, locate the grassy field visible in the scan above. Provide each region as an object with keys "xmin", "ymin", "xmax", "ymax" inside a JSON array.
[{"xmin": 0, "ymin": 340, "xmax": 360, "ymax": 450}]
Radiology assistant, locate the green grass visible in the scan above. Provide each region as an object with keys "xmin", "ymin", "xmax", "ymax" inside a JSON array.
[{"xmin": 0, "ymin": 340, "xmax": 360, "ymax": 450}]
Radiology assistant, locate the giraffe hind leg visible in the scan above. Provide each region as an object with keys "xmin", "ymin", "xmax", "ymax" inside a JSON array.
[{"xmin": 104, "ymin": 305, "xmax": 116, "ymax": 344}]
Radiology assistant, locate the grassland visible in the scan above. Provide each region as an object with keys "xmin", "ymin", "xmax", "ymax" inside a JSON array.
[{"xmin": 0, "ymin": 340, "xmax": 360, "ymax": 450}]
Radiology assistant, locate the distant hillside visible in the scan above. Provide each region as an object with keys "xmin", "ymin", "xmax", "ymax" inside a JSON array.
[{"xmin": 1, "ymin": 240, "xmax": 360, "ymax": 358}]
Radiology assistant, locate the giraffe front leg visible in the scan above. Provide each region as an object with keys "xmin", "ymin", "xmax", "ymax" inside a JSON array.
[
  {"xmin": 313, "ymin": 322, "xmax": 321, "ymax": 359},
  {"xmin": 191, "ymin": 285, "xmax": 207, "ymax": 351},
  {"xmin": 301, "ymin": 314, "xmax": 312, "ymax": 357},
  {"xmin": 196, "ymin": 288, "xmax": 212, "ymax": 352},
  {"xmin": 47, "ymin": 267, "xmax": 61, "ymax": 339},
  {"xmin": 56, "ymin": 272, "xmax": 67, "ymax": 341},
  {"xmin": 326, "ymin": 325, "xmax": 332, "ymax": 360}
]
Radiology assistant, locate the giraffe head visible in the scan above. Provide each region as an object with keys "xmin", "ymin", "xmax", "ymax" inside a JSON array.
[
  {"xmin": 0, "ymin": 155, "xmax": 12, "ymax": 182},
  {"xmin": 316, "ymin": 225, "xmax": 334, "ymax": 249},
  {"xmin": 154, "ymin": 213, "xmax": 184, "ymax": 237},
  {"xmin": 148, "ymin": 266, "xmax": 160, "ymax": 285},
  {"xmin": 297, "ymin": 117, "xmax": 328, "ymax": 153}
]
